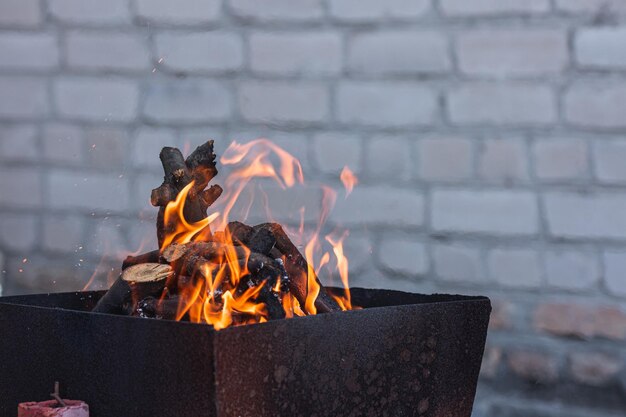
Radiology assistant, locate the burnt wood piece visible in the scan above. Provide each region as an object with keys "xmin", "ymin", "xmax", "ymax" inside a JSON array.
[
  {"xmin": 135, "ymin": 296, "xmax": 188, "ymax": 321},
  {"xmin": 225, "ymin": 221, "xmax": 254, "ymax": 245},
  {"xmin": 255, "ymin": 223, "xmax": 341, "ymax": 314},
  {"xmin": 122, "ymin": 250, "xmax": 162, "ymax": 270},
  {"xmin": 151, "ymin": 142, "xmax": 223, "ymax": 248},
  {"xmin": 93, "ymin": 264, "xmax": 173, "ymax": 315},
  {"xmin": 247, "ymin": 227, "xmax": 276, "ymax": 255}
]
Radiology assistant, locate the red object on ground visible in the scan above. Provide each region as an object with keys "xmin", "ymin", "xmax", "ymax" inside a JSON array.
[{"xmin": 18, "ymin": 400, "xmax": 89, "ymax": 417}]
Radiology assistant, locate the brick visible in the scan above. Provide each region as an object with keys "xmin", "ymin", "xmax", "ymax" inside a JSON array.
[
  {"xmin": 378, "ymin": 235, "xmax": 428, "ymax": 276},
  {"xmin": 49, "ymin": 0, "xmax": 131, "ymax": 25},
  {"xmin": 533, "ymin": 138, "xmax": 588, "ymax": 181},
  {"xmin": 155, "ymin": 32, "xmax": 243, "ymax": 73},
  {"xmin": 478, "ymin": 138, "xmax": 528, "ymax": 183},
  {"xmin": 575, "ymin": 28, "xmax": 626, "ymax": 69},
  {"xmin": 134, "ymin": 0, "xmax": 222, "ymax": 25},
  {"xmin": 133, "ymin": 128, "xmax": 178, "ymax": 168},
  {"xmin": 545, "ymin": 250, "xmax": 599, "ymax": 291},
  {"xmin": 440, "ymin": 0, "xmax": 549, "ymax": 16},
  {"xmin": 85, "ymin": 128, "xmax": 128, "ymax": 167},
  {"xmin": 337, "ymin": 82, "xmax": 437, "ymax": 127},
  {"xmin": 328, "ymin": 0, "xmax": 431, "ymax": 21},
  {"xmin": 507, "ymin": 349, "xmax": 559, "ymax": 384},
  {"xmin": 348, "ymin": 31, "xmax": 450, "ymax": 75},
  {"xmin": 0, "ymin": 33, "xmax": 59, "ymax": 70},
  {"xmin": 239, "ymin": 81, "xmax": 329, "ymax": 124},
  {"xmin": 594, "ymin": 140, "xmax": 626, "ymax": 184},
  {"xmin": 65, "ymin": 31, "xmax": 150, "ymax": 72},
  {"xmin": 331, "ymin": 186, "xmax": 424, "ymax": 227},
  {"xmin": 564, "ymin": 83, "xmax": 626, "ymax": 129},
  {"xmin": 250, "ymin": 32, "xmax": 342, "ymax": 76},
  {"xmin": 457, "ymin": 30, "xmax": 567, "ymax": 76},
  {"xmin": 0, "ymin": 77, "xmax": 48, "ymax": 118},
  {"xmin": 143, "ymin": 79, "xmax": 231, "ymax": 123},
  {"xmin": 229, "ymin": 0, "xmax": 324, "ymax": 22},
  {"xmin": 556, "ymin": 0, "xmax": 626, "ymax": 13},
  {"xmin": 433, "ymin": 244, "xmax": 485, "ymax": 283},
  {"xmin": 365, "ymin": 136, "xmax": 412, "ymax": 181},
  {"xmin": 313, "ymin": 132, "xmax": 362, "ymax": 175},
  {"xmin": 0, "ymin": 168, "xmax": 42, "ymax": 208},
  {"xmin": 603, "ymin": 252, "xmax": 626, "ymax": 298},
  {"xmin": 417, "ymin": 137, "xmax": 473, "ymax": 181},
  {"xmin": 569, "ymin": 352, "xmax": 623, "ymax": 386},
  {"xmin": 488, "ymin": 248, "xmax": 542, "ymax": 288},
  {"xmin": 0, "ymin": 214, "xmax": 38, "ymax": 251},
  {"xmin": 432, "ymin": 190, "xmax": 538, "ymax": 235},
  {"xmin": 0, "ymin": 125, "xmax": 38, "ymax": 161},
  {"xmin": 42, "ymin": 124, "xmax": 83, "ymax": 164},
  {"xmin": 447, "ymin": 83, "xmax": 556, "ymax": 126},
  {"xmin": 534, "ymin": 303, "xmax": 626, "ymax": 340},
  {"xmin": 42, "ymin": 215, "xmax": 84, "ymax": 253},
  {"xmin": 54, "ymin": 78, "xmax": 138, "ymax": 122},
  {"xmin": 48, "ymin": 170, "xmax": 130, "ymax": 212},
  {"xmin": 544, "ymin": 192, "xmax": 626, "ymax": 239},
  {"xmin": 0, "ymin": 0, "xmax": 42, "ymax": 28}
]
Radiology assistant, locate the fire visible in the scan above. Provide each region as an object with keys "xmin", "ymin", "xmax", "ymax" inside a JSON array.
[
  {"xmin": 155, "ymin": 139, "xmax": 357, "ymax": 330},
  {"xmin": 340, "ymin": 166, "xmax": 358, "ymax": 197}
]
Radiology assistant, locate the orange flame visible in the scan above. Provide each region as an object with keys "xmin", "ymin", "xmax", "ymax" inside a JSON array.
[
  {"xmin": 340, "ymin": 166, "xmax": 358, "ymax": 197},
  {"xmin": 151, "ymin": 139, "xmax": 357, "ymax": 330}
]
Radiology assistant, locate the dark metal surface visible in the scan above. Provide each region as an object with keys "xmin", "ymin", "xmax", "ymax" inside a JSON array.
[{"xmin": 0, "ymin": 288, "xmax": 490, "ymax": 417}]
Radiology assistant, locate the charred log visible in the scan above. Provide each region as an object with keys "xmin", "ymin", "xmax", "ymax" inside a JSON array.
[
  {"xmin": 93, "ymin": 263, "xmax": 173, "ymax": 315},
  {"xmin": 254, "ymin": 223, "xmax": 341, "ymax": 314},
  {"xmin": 151, "ymin": 142, "xmax": 223, "ymax": 248},
  {"xmin": 135, "ymin": 296, "xmax": 187, "ymax": 321}
]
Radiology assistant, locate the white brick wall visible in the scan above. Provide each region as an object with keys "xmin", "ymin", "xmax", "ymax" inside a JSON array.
[
  {"xmin": 155, "ymin": 32, "xmax": 244, "ymax": 73},
  {"xmin": 250, "ymin": 32, "xmax": 342, "ymax": 76},
  {"xmin": 447, "ymin": 83, "xmax": 556, "ymax": 125},
  {"xmin": 65, "ymin": 32, "xmax": 150, "ymax": 72},
  {"xmin": 337, "ymin": 82, "xmax": 438, "ymax": 126},
  {"xmin": 457, "ymin": 30, "xmax": 567, "ymax": 76},
  {"xmin": 432, "ymin": 190, "xmax": 538, "ymax": 235},
  {"xmin": 348, "ymin": 31, "xmax": 450, "ymax": 75}
]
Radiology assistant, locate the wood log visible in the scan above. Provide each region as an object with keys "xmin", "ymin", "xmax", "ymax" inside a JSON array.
[
  {"xmin": 121, "ymin": 250, "xmax": 162, "ymax": 270},
  {"xmin": 254, "ymin": 223, "xmax": 341, "ymax": 314},
  {"xmin": 92, "ymin": 263, "xmax": 173, "ymax": 315},
  {"xmin": 134, "ymin": 296, "xmax": 187, "ymax": 321},
  {"xmin": 151, "ymin": 141, "xmax": 223, "ymax": 248}
]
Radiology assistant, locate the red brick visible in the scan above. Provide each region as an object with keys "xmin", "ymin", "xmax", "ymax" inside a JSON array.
[
  {"xmin": 507, "ymin": 349, "xmax": 560, "ymax": 383},
  {"xmin": 534, "ymin": 303, "xmax": 626, "ymax": 341},
  {"xmin": 569, "ymin": 352, "xmax": 623, "ymax": 386}
]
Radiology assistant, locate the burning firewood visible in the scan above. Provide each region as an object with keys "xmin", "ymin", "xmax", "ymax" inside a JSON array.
[
  {"xmin": 253, "ymin": 223, "xmax": 341, "ymax": 314},
  {"xmin": 92, "ymin": 263, "xmax": 173, "ymax": 315},
  {"xmin": 151, "ymin": 141, "xmax": 223, "ymax": 248},
  {"xmin": 92, "ymin": 140, "xmax": 347, "ymax": 328}
]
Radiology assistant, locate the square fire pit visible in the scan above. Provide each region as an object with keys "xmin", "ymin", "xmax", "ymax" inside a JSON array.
[{"xmin": 0, "ymin": 288, "xmax": 490, "ymax": 417}]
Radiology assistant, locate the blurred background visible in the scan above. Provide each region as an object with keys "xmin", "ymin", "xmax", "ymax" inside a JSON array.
[{"xmin": 0, "ymin": 0, "xmax": 625, "ymax": 416}]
